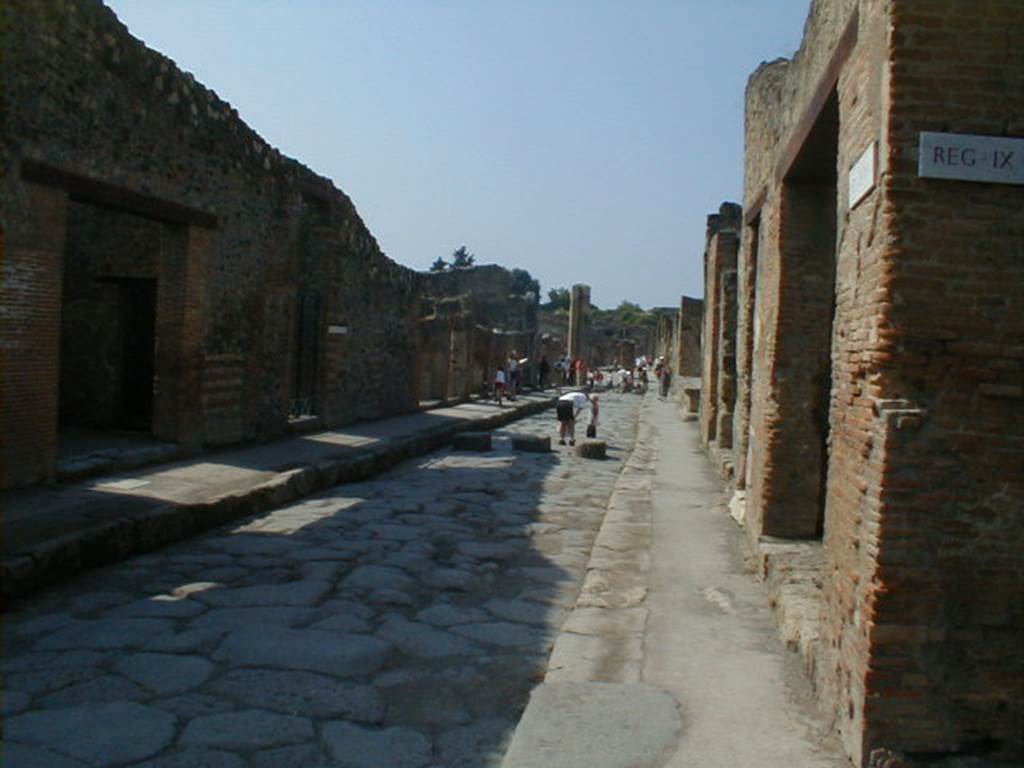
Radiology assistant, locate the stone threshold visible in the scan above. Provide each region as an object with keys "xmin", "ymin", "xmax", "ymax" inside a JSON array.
[{"xmin": 1, "ymin": 395, "xmax": 557, "ymax": 608}]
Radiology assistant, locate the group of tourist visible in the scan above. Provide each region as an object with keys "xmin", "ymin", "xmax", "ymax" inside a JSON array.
[{"xmin": 612, "ymin": 355, "xmax": 673, "ymax": 398}]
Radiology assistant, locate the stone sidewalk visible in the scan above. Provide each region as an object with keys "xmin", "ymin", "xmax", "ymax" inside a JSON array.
[
  {"xmin": 1, "ymin": 394, "xmax": 641, "ymax": 767},
  {"xmin": 1, "ymin": 393, "xmax": 558, "ymax": 606},
  {"xmin": 503, "ymin": 394, "xmax": 850, "ymax": 768}
]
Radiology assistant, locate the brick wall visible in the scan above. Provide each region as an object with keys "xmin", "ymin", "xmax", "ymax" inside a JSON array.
[
  {"xmin": 737, "ymin": 1, "xmax": 1024, "ymax": 764},
  {"xmin": 862, "ymin": 0, "xmax": 1024, "ymax": 758},
  {"xmin": 700, "ymin": 204, "xmax": 741, "ymax": 447},
  {"xmin": 677, "ymin": 296, "xmax": 702, "ymax": 378}
]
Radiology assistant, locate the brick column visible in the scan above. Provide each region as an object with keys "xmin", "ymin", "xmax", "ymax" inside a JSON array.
[
  {"xmin": 0, "ymin": 182, "xmax": 68, "ymax": 488},
  {"xmin": 154, "ymin": 223, "xmax": 211, "ymax": 451}
]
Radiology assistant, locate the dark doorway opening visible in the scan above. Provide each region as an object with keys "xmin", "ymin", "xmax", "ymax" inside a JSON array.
[
  {"xmin": 57, "ymin": 202, "xmax": 172, "ymax": 473},
  {"xmin": 291, "ymin": 291, "xmax": 321, "ymax": 419},
  {"xmin": 774, "ymin": 88, "xmax": 839, "ymax": 538},
  {"xmin": 117, "ymin": 278, "xmax": 157, "ymax": 430}
]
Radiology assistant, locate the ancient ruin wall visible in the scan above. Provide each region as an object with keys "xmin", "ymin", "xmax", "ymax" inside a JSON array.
[
  {"xmin": 741, "ymin": 1, "xmax": 896, "ymax": 763},
  {"xmin": 863, "ymin": 1, "xmax": 1024, "ymax": 758},
  {"xmin": 1, "ymin": 0, "xmax": 420, "ymax": 485}
]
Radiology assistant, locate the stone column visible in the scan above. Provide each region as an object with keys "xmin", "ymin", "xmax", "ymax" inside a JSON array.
[{"xmin": 567, "ymin": 284, "xmax": 590, "ymax": 362}]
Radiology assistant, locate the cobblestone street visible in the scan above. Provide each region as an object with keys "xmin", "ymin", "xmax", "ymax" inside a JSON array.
[{"xmin": 3, "ymin": 394, "xmax": 640, "ymax": 768}]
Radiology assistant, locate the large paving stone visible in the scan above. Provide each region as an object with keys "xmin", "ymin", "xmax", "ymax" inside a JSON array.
[
  {"xmin": 213, "ymin": 626, "xmax": 389, "ymax": 677},
  {"xmin": 210, "ymin": 669, "xmax": 385, "ymax": 721},
  {"xmin": 322, "ymin": 722, "xmax": 432, "ymax": 768},
  {"xmin": 0, "ymin": 743, "xmax": 87, "ymax": 767},
  {"xmin": 438, "ymin": 718, "xmax": 515, "ymax": 767},
  {"xmin": 484, "ymin": 598, "xmax": 558, "ymax": 626},
  {"xmin": 209, "ymin": 535, "xmax": 304, "ymax": 556},
  {"xmin": 35, "ymin": 619, "xmax": 175, "ymax": 650},
  {"xmin": 344, "ymin": 565, "xmax": 416, "ymax": 593},
  {"xmin": 5, "ymin": 666, "xmax": 103, "ymax": 696},
  {"xmin": 422, "ymin": 567, "xmax": 475, "ymax": 591},
  {"xmin": 501, "ymin": 683, "xmax": 681, "ymax": 768},
  {"xmin": 115, "ymin": 653, "xmax": 215, "ymax": 694},
  {"xmin": 376, "ymin": 616, "xmax": 480, "ymax": 658},
  {"xmin": 415, "ymin": 603, "xmax": 488, "ymax": 627},
  {"xmin": 37, "ymin": 674, "xmax": 148, "ymax": 707},
  {"xmin": 195, "ymin": 580, "xmax": 331, "ymax": 608},
  {"xmin": 150, "ymin": 693, "xmax": 237, "ymax": 719},
  {"xmin": 104, "ymin": 596, "xmax": 206, "ymax": 619},
  {"xmin": 7, "ymin": 702, "xmax": 175, "ymax": 765},
  {"xmin": 251, "ymin": 745, "xmax": 324, "ymax": 768},
  {"xmin": 133, "ymin": 748, "xmax": 248, "ymax": 768},
  {"xmin": 191, "ymin": 606, "xmax": 321, "ymax": 633},
  {"xmin": 180, "ymin": 709, "xmax": 314, "ymax": 751},
  {"xmin": 450, "ymin": 622, "xmax": 549, "ymax": 649}
]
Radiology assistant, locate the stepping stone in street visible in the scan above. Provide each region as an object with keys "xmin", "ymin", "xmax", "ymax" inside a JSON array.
[
  {"xmin": 576, "ymin": 441, "xmax": 607, "ymax": 459},
  {"xmin": 511, "ymin": 433, "xmax": 551, "ymax": 452},
  {"xmin": 453, "ymin": 432, "xmax": 492, "ymax": 451}
]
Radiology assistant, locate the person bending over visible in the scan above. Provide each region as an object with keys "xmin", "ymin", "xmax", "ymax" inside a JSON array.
[{"xmin": 556, "ymin": 391, "xmax": 596, "ymax": 446}]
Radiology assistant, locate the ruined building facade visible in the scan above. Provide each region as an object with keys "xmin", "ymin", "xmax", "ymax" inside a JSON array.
[
  {"xmin": 1, "ymin": 0, "xmax": 423, "ymax": 489},
  {"xmin": 416, "ymin": 265, "xmax": 538, "ymax": 403},
  {"xmin": 699, "ymin": 1, "xmax": 1024, "ymax": 763}
]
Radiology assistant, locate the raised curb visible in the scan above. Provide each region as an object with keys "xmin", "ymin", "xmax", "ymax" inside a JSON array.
[{"xmin": 1, "ymin": 396, "xmax": 556, "ymax": 607}]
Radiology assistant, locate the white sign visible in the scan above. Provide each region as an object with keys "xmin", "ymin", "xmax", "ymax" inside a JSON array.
[
  {"xmin": 328, "ymin": 325, "xmax": 349, "ymax": 335},
  {"xmin": 919, "ymin": 132, "xmax": 1024, "ymax": 185},
  {"xmin": 848, "ymin": 141, "xmax": 877, "ymax": 208}
]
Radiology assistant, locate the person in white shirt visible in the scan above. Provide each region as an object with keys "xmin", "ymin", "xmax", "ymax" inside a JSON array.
[
  {"xmin": 494, "ymin": 367, "xmax": 507, "ymax": 406},
  {"xmin": 556, "ymin": 391, "xmax": 595, "ymax": 446}
]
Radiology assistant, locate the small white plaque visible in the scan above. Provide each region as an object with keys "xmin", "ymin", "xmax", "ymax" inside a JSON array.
[
  {"xmin": 919, "ymin": 132, "xmax": 1024, "ymax": 185},
  {"xmin": 328, "ymin": 325, "xmax": 349, "ymax": 335},
  {"xmin": 848, "ymin": 141, "xmax": 877, "ymax": 208}
]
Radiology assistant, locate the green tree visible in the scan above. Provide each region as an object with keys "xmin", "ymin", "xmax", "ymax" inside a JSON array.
[
  {"xmin": 451, "ymin": 246, "xmax": 475, "ymax": 268},
  {"xmin": 510, "ymin": 268, "xmax": 540, "ymax": 301},
  {"xmin": 429, "ymin": 257, "xmax": 448, "ymax": 272},
  {"xmin": 544, "ymin": 287, "xmax": 570, "ymax": 310}
]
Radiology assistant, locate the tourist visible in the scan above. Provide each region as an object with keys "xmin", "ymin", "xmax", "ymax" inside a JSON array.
[
  {"xmin": 494, "ymin": 366, "xmax": 507, "ymax": 406},
  {"xmin": 506, "ymin": 354, "xmax": 520, "ymax": 401},
  {"xmin": 556, "ymin": 390, "xmax": 596, "ymax": 446},
  {"xmin": 659, "ymin": 358, "xmax": 672, "ymax": 399},
  {"xmin": 538, "ymin": 356, "xmax": 551, "ymax": 389}
]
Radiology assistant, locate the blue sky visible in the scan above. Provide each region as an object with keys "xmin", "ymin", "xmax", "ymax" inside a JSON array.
[{"xmin": 105, "ymin": 1, "xmax": 811, "ymax": 309}]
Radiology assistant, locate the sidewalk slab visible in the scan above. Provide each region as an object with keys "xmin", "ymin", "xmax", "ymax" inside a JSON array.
[
  {"xmin": 501, "ymin": 682, "xmax": 680, "ymax": 768},
  {"xmin": 1, "ymin": 393, "xmax": 557, "ymax": 606}
]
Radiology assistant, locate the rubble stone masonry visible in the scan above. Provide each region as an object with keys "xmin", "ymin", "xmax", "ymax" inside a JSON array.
[
  {"xmin": 731, "ymin": 0, "xmax": 1023, "ymax": 763},
  {"xmin": 1, "ymin": 0, "xmax": 421, "ymax": 488}
]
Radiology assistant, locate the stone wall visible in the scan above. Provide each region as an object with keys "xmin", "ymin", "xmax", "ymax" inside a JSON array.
[
  {"xmin": 730, "ymin": 1, "xmax": 1024, "ymax": 764},
  {"xmin": 0, "ymin": 0, "xmax": 420, "ymax": 487},
  {"xmin": 419, "ymin": 265, "xmax": 539, "ymax": 398},
  {"xmin": 699, "ymin": 204, "xmax": 741, "ymax": 451},
  {"xmin": 676, "ymin": 297, "xmax": 702, "ymax": 378}
]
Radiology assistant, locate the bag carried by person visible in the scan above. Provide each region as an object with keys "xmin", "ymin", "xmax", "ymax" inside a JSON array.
[{"xmin": 586, "ymin": 424, "xmax": 597, "ymax": 438}]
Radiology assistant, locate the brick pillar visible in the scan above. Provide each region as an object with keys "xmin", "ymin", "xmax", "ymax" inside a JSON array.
[
  {"xmin": 716, "ymin": 269, "xmax": 738, "ymax": 449},
  {"xmin": 447, "ymin": 318, "xmax": 470, "ymax": 400},
  {"xmin": 153, "ymin": 224, "xmax": 211, "ymax": 451},
  {"xmin": 700, "ymin": 204, "xmax": 741, "ymax": 446},
  {"xmin": 567, "ymin": 284, "xmax": 590, "ymax": 362},
  {"xmin": 678, "ymin": 296, "xmax": 702, "ymax": 377},
  {"xmin": 0, "ymin": 182, "xmax": 68, "ymax": 488}
]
